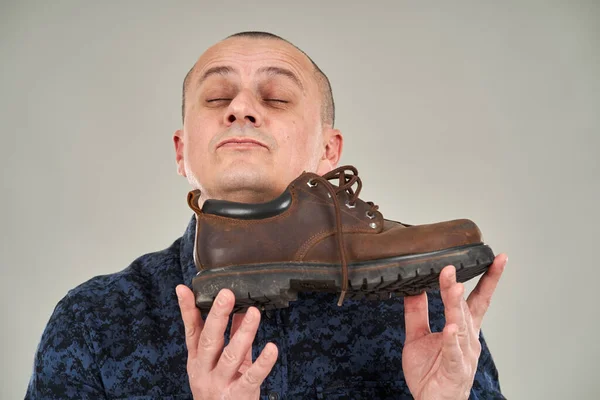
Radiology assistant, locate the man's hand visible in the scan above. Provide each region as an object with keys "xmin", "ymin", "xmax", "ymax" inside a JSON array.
[
  {"xmin": 176, "ymin": 286, "xmax": 278, "ymax": 400},
  {"xmin": 402, "ymin": 254, "xmax": 507, "ymax": 400}
]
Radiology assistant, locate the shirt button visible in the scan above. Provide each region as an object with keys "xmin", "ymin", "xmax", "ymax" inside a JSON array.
[{"xmin": 268, "ymin": 391, "xmax": 279, "ymax": 400}]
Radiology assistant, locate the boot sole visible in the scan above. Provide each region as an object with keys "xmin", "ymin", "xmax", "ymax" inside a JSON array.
[{"xmin": 192, "ymin": 243, "xmax": 495, "ymax": 313}]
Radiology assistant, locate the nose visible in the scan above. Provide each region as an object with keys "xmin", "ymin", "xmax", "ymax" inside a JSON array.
[{"xmin": 224, "ymin": 90, "xmax": 263, "ymax": 127}]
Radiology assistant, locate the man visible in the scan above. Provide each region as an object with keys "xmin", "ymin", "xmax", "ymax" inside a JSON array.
[{"xmin": 27, "ymin": 31, "xmax": 507, "ymax": 399}]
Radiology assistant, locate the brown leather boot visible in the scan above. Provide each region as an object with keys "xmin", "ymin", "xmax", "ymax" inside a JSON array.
[{"xmin": 187, "ymin": 166, "xmax": 495, "ymax": 313}]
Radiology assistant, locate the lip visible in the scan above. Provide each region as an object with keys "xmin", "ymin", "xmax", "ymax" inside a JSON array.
[{"xmin": 217, "ymin": 137, "xmax": 268, "ymax": 149}]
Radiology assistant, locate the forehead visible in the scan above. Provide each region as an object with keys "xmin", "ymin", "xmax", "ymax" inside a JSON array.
[{"xmin": 192, "ymin": 38, "xmax": 316, "ymax": 88}]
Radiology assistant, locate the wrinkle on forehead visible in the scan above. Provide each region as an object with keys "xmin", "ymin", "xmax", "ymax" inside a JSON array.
[{"xmin": 192, "ymin": 39, "xmax": 317, "ymax": 96}]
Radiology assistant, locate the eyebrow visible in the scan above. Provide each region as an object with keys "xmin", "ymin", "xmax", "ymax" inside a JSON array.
[
  {"xmin": 257, "ymin": 66, "xmax": 304, "ymax": 91},
  {"xmin": 197, "ymin": 66, "xmax": 235, "ymax": 88},
  {"xmin": 196, "ymin": 65, "xmax": 304, "ymax": 91}
]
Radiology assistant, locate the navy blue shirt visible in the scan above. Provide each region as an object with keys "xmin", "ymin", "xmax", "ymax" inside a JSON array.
[{"xmin": 27, "ymin": 216, "xmax": 504, "ymax": 399}]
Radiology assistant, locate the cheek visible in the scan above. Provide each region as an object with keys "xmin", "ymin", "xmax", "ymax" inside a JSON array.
[
  {"xmin": 184, "ymin": 119, "xmax": 216, "ymax": 158},
  {"xmin": 277, "ymin": 121, "xmax": 305, "ymax": 150},
  {"xmin": 277, "ymin": 124, "xmax": 320, "ymax": 166}
]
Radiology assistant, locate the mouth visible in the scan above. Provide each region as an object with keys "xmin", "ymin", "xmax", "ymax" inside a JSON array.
[{"xmin": 217, "ymin": 138, "xmax": 269, "ymax": 150}]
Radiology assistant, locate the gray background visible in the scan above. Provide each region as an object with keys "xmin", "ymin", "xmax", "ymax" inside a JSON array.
[{"xmin": 2, "ymin": 1, "xmax": 599, "ymax": 399}]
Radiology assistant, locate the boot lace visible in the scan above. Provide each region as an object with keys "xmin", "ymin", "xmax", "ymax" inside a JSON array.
[{"xmin": 307, "ymin": 165, "xmax": 379, "ymax": 306}]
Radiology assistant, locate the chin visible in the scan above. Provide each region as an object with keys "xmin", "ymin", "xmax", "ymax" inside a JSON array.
[{"xmin": 212, "ymin": 165, "xmax": 283, "ymax": 203}]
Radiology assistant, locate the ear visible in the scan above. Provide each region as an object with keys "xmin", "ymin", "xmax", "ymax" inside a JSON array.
[
  {"xmin": 173, "ymin": 129, "xmax": 187, "ymax": 177},
  {"xmin": 316, "ymin": 128, "xmax": 343, "ymax": 175}
]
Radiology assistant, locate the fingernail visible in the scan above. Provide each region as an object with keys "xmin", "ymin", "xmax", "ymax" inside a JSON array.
[
  {"xmin": 245, "ymin": 309, "xmax": 254, "ymax": 322},
  {"xmin": 175, "ymin": 286, "xmax": 183, "ymax": 301}
]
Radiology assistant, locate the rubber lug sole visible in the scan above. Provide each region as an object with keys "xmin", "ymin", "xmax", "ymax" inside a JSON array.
[{"xmin": 192, "ymin": 243, "xmax": 495, "ymax": 313}]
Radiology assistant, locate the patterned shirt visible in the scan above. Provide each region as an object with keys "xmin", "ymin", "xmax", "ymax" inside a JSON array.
[{"xmin": 27, "ymin": 216, "xmax": 504, "ymax": 399}]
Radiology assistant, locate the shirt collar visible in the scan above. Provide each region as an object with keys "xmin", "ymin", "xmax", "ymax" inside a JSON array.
[{"xmin": 179, "ymin": 214, "xmax": 198, "ymax": 286}]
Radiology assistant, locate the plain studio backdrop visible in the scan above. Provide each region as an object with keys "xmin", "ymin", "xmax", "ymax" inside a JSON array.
[{"xmin": 1, "ymin": 1, "xmax": 598, "ymax": 399}]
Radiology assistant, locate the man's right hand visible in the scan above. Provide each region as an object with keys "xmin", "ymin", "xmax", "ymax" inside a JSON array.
[{"xmin": 176, "ymin": 286, "xmax": 278, "ymax": 399}]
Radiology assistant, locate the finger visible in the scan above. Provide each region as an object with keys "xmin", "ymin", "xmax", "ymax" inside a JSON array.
[
  {"xmin": 231, "ymin": 312, "xmax": 245, "ymax": 337},
  {"xmin": 214, "ymin": 307, "xmax": 261, "ymax": 384},
  {"xmin": 440, "ymin": 266, "xmax": 469, "ymax": 347},
  {"xmin": 232, "ymin": 342, "xmax": 278, "ymax": 396},
  {"xmin": 176, "ymin": 285, "xmax": 204, "ymax": 359},
  {"xmin": 462, "ymin": 296, "xmax": 480, "ymax": 355},
  {"xmin": 196, "ymin": 289, "xmax": 235, "ymax": 373},
  {"xmin": 404, "ymin": 292, "xmax": 431, "ymax": 343},
  {"xmin": 231, "ymin": 312, "xmax": 253, "ymax": 368},
  {"xmin": 462, "ymin": 297, "xmax": 475, "ymax": 338},
  {"xmin": 441, "ymin": 323, "xmax": 465, "ymax": 377},
  {"xmin": 467, "ymin": 253, "xmax": 507, "ymax": 332}
]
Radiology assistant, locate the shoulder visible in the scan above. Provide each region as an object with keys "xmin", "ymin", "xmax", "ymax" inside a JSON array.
[{"xmin": 59, "ymin": 237, "xmax": 183, "ymax": 320}]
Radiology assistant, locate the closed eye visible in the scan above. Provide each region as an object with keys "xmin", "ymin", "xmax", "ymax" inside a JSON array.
[
  {"xmin": 207, "ymin": 98, "xmax": 231, "ymax": 102},
  {"xmin": 264, "ymin": 99, "xmax": 289, "ymax": 103}
]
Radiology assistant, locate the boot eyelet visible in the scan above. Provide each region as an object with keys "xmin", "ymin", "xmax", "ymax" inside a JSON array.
[
  {"xmin": 369, "ymin": 222, "xmax": 377, "ymax": 229},
  {"xmin": 366, "ymin": 211, "xmax": 375, "ymax": 219},
  {"xmin": 345, "ymin": 201, "xmax": 356, "ymax": 209},
  {"xmin": 307, "ymin": 179, "xmax": 318, "ymax": 188}
]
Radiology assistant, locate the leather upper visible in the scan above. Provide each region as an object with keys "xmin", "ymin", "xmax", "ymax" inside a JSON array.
[{"xmin": 188, "ymin": 170, "xmax": 483, "ymax": 270}]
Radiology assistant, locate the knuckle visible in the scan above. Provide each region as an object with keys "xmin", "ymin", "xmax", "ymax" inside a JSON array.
[
  {"xmin": 219, "ymin": 387, "xmax": 234, "ymax": 400},
  {"xmin": 475, "ymin": 300, "xmax": 491, "ymax": 317},
  {"xmin": 187, "ymin": 359, "xmax": 204, "ymax": 378},
  {"xmin": 483, "ymin": 296, "xmax": 492, "ymax": 309},
  {"xmin": 455, "ymin": 283, "xmax": 465, "ymax": 297},
  {"xmin": 198, "ymin": 333, "xmax": 215, "ymax": 349},
  {"xmin": 243, "ymin": 369, "xmax": 260, "ymax": 386},
  {"xmin": 475, "ymin": 289, "xmax": 492, "ymax": 307},
  {"xmin": 187, "ymin": 368, "xmax": 204, "ymax": 390},
  {"xmin": 190, "ymin": 379, "xmax": 202, "ymax": 391},
  {"xmin": 221, "ymin": 347, "xmax": 238, "ymax": 364},
  {"xmin": 185, "ymin": 325, "xmax": 196, "ymax": 338},
  {"xmin": 258, "ymin": 353, "xmax": 272, "ymax": 368},
  {"xmin": 211, "ymin": 306, "xmax": 227, "ymax": 318},
  {"xmin": 471, "ymin": 292, "xmax": 492, "ymax": 313}
]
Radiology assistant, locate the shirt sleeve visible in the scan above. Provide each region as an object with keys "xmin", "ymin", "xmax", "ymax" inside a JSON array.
[{"xmin": 26, "ymin": 294, "xmax": 106, "ymax": 399}]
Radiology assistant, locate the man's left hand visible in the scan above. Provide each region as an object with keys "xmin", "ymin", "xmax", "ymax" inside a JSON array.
[{"xmin": 402, "ymin": 253, "xmax": 508, "ymax": 400}]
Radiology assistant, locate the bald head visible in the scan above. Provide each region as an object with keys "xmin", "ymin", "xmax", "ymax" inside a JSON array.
[{"xmin": 181, "ymin": 31, "xmax": 335, "ymax": 127}]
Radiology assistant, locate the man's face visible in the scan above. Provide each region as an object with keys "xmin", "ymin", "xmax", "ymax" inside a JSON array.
[{"xmin": 174, "ymin": 37, "xmax": 342, "ymax": 203}]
